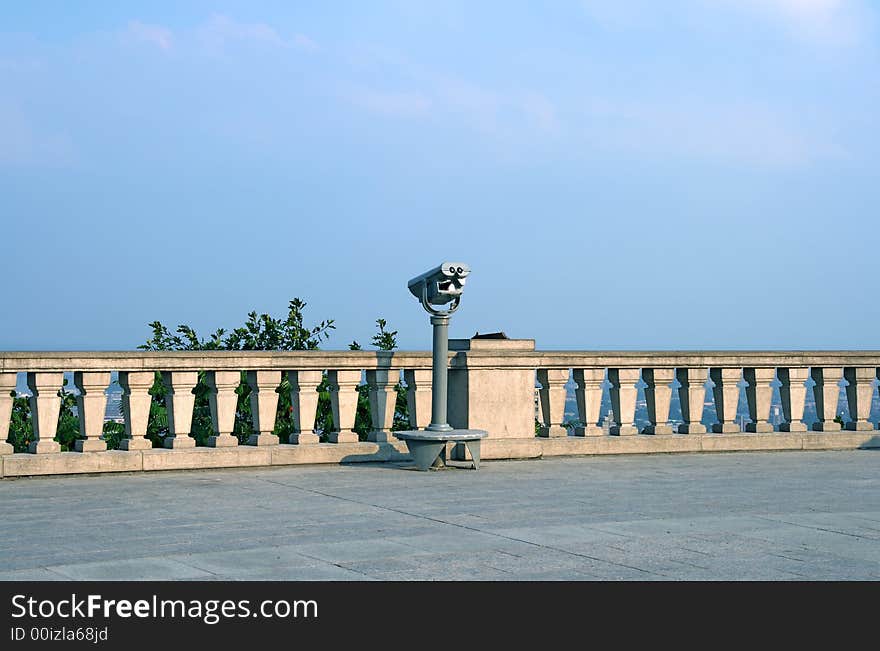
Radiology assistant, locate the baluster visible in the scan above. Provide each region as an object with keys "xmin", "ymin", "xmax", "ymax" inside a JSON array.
[
  {"xmin": 118, "ymin": 371, "xmax": 154, "ymax": 450},
  {"xmin": 367, "ymin": 368, "xmax": 399, "ymax": 442},
  {"xmin": 404, "ymin": 369, "xmax": 432, "ymax": 431},
  {"xmin": 206, "ymin": 371, "xmax": 240, "ymax": 447},
  {"xmin": 535, "ymin": 385, "xmax": 543, "ymax": 429},
  {"xmin": 811, "ymin": 367, "xmax": 843, "ymax": 431},
  {"xmin": 573, "ymin": 368, "xmax": 605, "ymax": 436},
  {"xmin": 777, "ymin": 368, "xmax": 808, "ymax": 432},
  {"xmin": 844, "ymin": 367, "xmax": 876, "ymax": 431},
  {"xmin": 642, "ymin": 368, "xmax": 674, "ymax": 434},
  {"xmin": 247, "ymin": 370, "xmax": 281, "ymax": 446},
  {"xmin": 73, "ymin": 372, "xmax": 110, "ymax": 452},
  {"xmin": 328, "ymin": 370, "xmax": 361, "ymax": 443},
  {"xmin": 744, "ymin": 368, "xmax": 775, "ymax": 432},
  {"xmin": 710, "ymin": 368, "xmax": 742, "ymax": 433},
  {"xmin": 161, "ymin": 371, "xmax": 198, "ymax": 448},
  {"xmin": 676, "ymin": 368, "xmax": 707, "ymax": 434},
  {"xmin": 26, "ymin": 372, "xmax": 63, "ymax": 453},
  {"xmin": 537, "ymin": 368, "xmax": 569, "ymax": 437},
  {"xmin": 608, "ymin": 368, "xmax": 639, "ymax": 436},
  {"xmin": 0, "ymin": 372, "xmax": 15, "ymax": 455},
  {"xmin": 289, "ymin": 370, "xmax": 323, "ymax": 444}
]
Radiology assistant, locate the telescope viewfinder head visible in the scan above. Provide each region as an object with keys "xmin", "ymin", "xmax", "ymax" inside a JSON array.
[{"xmin": 407, "ymin": 262, "xmax": 471, "ymax": 314}]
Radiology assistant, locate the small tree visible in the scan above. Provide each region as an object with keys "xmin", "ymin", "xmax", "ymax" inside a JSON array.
[
  {"xmin": 4, "ymin": 300, "xmax": 408, "ymax": 451},
  {"xmin": 55, "ymin": 379, "xmax": 80, "ymax": 451},
  {"xmin": 349, "ymin": 319, "xmax": 404, "ymax": 439},
  {"xmin": 138, "ymin": 299, "xmax": 336, "ymax": 446},
  {"xmin": 8, "ymin": 395, "xmax": 33, "ymax": 453}
]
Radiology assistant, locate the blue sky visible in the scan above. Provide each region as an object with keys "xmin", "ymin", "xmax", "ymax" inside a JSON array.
[{"xmin": 1, "ymin": 1, "xmax": 878, "ymax": 351}]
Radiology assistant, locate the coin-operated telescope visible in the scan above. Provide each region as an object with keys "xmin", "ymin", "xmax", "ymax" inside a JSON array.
[
  {"xmin": 406, "ymin": 262, "xmax": 471, "ymax": 431},
  {"xmin": 397, "ymin": 262, "xmax": 486, "ymax": 470},
  {"xmin": 407, "ymin": 262, "xmax": 470, "ymax": 315}
]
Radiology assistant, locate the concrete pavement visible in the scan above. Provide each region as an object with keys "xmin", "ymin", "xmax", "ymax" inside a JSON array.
[{"xmin": 1, "ymin": 450, "xmax": 878, "ymax": 580}]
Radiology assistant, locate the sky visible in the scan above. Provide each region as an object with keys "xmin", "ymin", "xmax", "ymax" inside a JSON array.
[{"xmin": 1, "ymin": 1, "xmax": 878, "ymax": 351}]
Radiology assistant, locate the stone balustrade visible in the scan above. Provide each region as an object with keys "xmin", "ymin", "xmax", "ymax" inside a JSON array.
[
  {"xmin": 0, "ymin": 351, "xmax": 432, "ymax": 456},
  {"xmin": 0, "ymin": 342, "xmax": 878, "ymax": 477},
  {"xmin": 532, "ymin": 356, "xmax": 880, "ymax": 435}
]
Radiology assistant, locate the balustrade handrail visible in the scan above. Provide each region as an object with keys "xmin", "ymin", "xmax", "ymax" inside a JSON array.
[
  {"xmin": 0, "ymin": 350, "xmax": 434, "ymax": 372},
  {"xmin": 3, "ymin": 349, "xmax": 880, "ymax": 372},
  {"xmin": 449, "ymin": 350, "xmax": 880, "ymax": 369}
]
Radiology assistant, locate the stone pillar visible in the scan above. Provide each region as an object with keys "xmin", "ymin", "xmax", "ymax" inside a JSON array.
[
  {"xmin": 642, "ymin": 368, "xmax": 674, "ymax": 434},
  {"xmin": 777, "ymin": 368, "xmax": 808, "ymax": 432},
  {"xmin": 26, "ymin": 372, "xmax": 63, "ymax": 453},
  {"xmin": 844, "ymin": 367, "xmax": 876, "ymax": 431},
  {"xmin": 573, "ymin": 368, "xmax": 605, "ymax": 436},
  {"xmin": 676, "ymin": 368, "xmax": 707, "ymax": 434},
  {"xmin": 367, "ymin": 368, "xmax": 399, "ymax": 442},
  {"xmin": 118, "ymin": 371, "xmax": 154, "ymax": 450},
  {"xmin": 328, "ymin": 370, "xmax": 361, "ymax": 443},
  {"xmin": 537, "ymin": 368, "xmax": 569, "ymax": 438},
  {"xmin": 608, "ymin": 368, "xmax": 639, "ymax": 436},
  {"xmin": 161, "ymin": 371, "xmax": 197, "ymax": 448},
  {"xmin": 73, "ymin": 371, "xmax": 110, "ymax": 452},
  {"xmin": 0, "ymin": 372, "xmax": 16, "ymax": 455},
  {"xmin": 447, "ymin": 338, "xmax": 537, "ymax": 438},
  {"xmin": 404, "ymin": 369, "xmax": 432, "ymax": 430},
  {"xmin": 289, "ymin": 370, "xmax": 323, "ymax": 444},
  {"xmin": 710, "ymin": 368, "xmax": 742, "ymax": 433},
  {"xmin": 744, "ymin": 368, "xmax": 775, "ymax": 433},
  {"xmin": 205, "ymin": 370, "xmax": 240, "ymax": 447},
  {"xmin": 811, "ymin": 367, "xmax": 843, "ymax": 432},
  {"xmin": 247, "ymin": 370, "xmax": 281, "ymax": 446}
]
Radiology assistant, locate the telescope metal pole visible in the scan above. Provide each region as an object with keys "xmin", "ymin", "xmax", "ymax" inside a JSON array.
[{"xmin": 427, "ymin": 314, "xmax": 452, "ymax": 432}]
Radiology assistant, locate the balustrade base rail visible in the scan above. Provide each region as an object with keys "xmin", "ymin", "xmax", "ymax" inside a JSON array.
[
  {"xmin": 0, "ymin": 432, "xmax": 877, "ymax": 479},
  {"xmin": 539, "ymin": 431, "xmax": 880, "ymax": 457}
]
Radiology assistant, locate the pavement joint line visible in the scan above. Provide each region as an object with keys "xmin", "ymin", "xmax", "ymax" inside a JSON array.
[
  {"xmin": 166, "ymin": 561, "xmax": 225, "ymax": 580},
  {"xmin": 252, "ymin": 477, "xmax": 669, "ymax": 578},
  {"xmin": 768, "ymin": 553, "xmax": 807, "ymax": 562},
  {"xmin": 581, "ymin": 526, "xmax": 638, "ymax": 541},
  {"xmin": 173, "ymin": 557, "xmax": 255, "ymax": 579},
  {"xmin": 37, "ymin": 567, "xmax": 72, "ymax": 580},
  {"xmin": 288, "ymin": 555, "xmax": 373, "ymax": 579},
  {"xmin": 679, "ymin": 547, "xmax": 714, "ymax": 557},
  {"xmin": 775, "ymin": 570, "xmax": 811, "ymax": 579},
  {"xmin": 662, "ymin": 558, "xmax": 712, "ymax": 571},
  {"xmin": 734, "ymin": 531, "xmax": 880, "ymax": 567},
  {"xmin": 45, "ymin": 557, "xmax": 225, "ymax": 581},
  {"xmin": 752, "ymin": 515, "xmax": 879, "ymax": 540},
  {"xmin": 483, "ymin": 564, "xmax": 515, "ymax": 575},
  {"xmin": 291, "ymin": 552, "xmax": 387, "ymax": 579}
]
